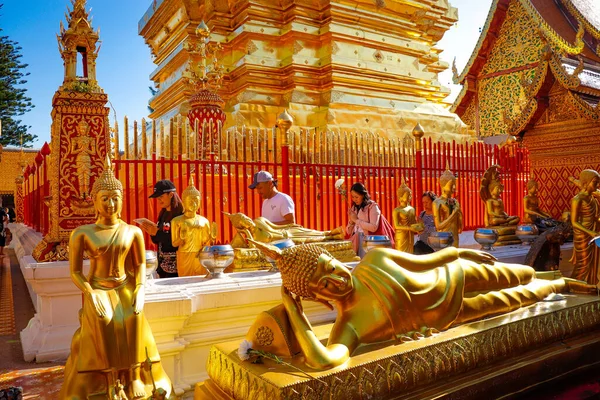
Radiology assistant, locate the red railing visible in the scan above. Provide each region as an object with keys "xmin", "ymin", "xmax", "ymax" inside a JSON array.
[
  {"xmin": 22, "ymin": 143, "xmax": 51, "ymax": 235},
  {"xmin": 21, "ymin": 128, "xmax": 530, "ymax": 249}
]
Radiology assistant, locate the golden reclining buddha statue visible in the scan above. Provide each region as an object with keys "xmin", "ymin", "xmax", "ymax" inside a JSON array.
[{"xmin": 251, "ymin": 241, "xmax": 594, "ymax": 370}]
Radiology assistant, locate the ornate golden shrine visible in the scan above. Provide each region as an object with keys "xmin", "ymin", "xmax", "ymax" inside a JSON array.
[
  {"xmin": 452, "ymin": 0, "xmax": 600, "ymax": 218},
  {"xmin": 32, "ymin": 0, "xmax": 111, "ymax": 262},
  {"xmin": 139, "ymin": 0, "xmax": 474, "ymax": 143}
]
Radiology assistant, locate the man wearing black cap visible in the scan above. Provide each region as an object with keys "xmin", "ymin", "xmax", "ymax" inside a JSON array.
[{"xmin": 249, "ymin": 171, "xmax": 295, "ymax": 225}]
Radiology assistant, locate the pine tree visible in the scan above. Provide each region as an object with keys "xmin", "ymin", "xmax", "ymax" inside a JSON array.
[{"xmin": 0, "ymin": 5, "xmax": 36, "ymax": 147}]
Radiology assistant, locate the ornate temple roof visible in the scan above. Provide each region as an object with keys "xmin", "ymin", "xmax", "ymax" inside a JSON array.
[{"xmin": 451, "ymin": 0, "xmax": 600, "ymax": 135}]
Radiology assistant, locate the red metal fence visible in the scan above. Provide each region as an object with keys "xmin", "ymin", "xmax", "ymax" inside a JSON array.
[{"xmin": 21, "ymin": 122, "xmax": 530, "ymax": 248}]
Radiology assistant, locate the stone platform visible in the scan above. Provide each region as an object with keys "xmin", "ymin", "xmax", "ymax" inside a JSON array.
[
  {"xmin": 10, "ymin": 223, "xmax": 576, "ymax": 397},
  {"xmin": 195, "ymin": 294, "xmax": 600, "ymax": 400}
]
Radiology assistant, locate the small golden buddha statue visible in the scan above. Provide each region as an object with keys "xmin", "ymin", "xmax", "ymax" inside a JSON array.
[
  {"xmin": 392, "ymin": 178, "xmax": 423, "ymax": 253},
  {"xmin": 523, "ymin": 176, "xmax": 552, "ymax": 224},
  {"xmin": 251, "ymin": 241, "xmax": 594, "ymax": 370},
  {"xmin": 171, "ymin": 177, "xmax": 214, "ymax": 277},
  {"xmin": 568, "ymin": 169, "xmax": 600, "ymax": 285},
  {"xmin": 432, "ymin": 166, "xmax": 463, "ymax": 247},
  {"xmin": 481, "ymin": 165, "xmax": 520, "ymax": 227},
  {"xmin": 225, "ymin": 212, "xmax": 344, "ymax": 248},
  {"xmin": 59, "ymin": 157, "xmax": 172, "ymax": 399}
]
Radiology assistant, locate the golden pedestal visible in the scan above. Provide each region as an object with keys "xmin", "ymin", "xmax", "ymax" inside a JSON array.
[
  {"xmin": 232, "ymin": 241, "xmax": 358, "ymax": 271},
  {"xmin": 196, "ymin": 295, "xmax": 600, "ymax": 399},
  {"xmin": 487, "ymin": 225, "xmax": 521, "ymax": 246}
]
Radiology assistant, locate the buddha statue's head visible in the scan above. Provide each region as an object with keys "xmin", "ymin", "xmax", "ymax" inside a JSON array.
[
  {"xmin": 76, "ymin": 120, "xmax": 89, "ymax": 136},
  {"xmin": 489, "ymin": 180, "xmax": 504, "ymax": 198},
  {"xmin": 397, "ymin": 177, "xmax": 412, "ymax": 206},
  {"xmin": 91, "ymin": 156, "xmax": 123, "ymax": 219},
  {"xmin": 224, "ymin": 212, "xmax": 255, "ymax": 231},
  {"xmin": 250, "ymin": 241, "xmax": 353, "ymax": 302},
  {"xmin": 182, "ymin": 177, "xmax": 201, "ymax": 213},
  {"xmin": 439, "ymin": 168, "xmax": 456, "ymax": 196},
  {"xmin": 526, "ymin": 177, "xmax": 538, "ymax": 194},
  {"xmin": 580, "ymin": 169, "xmax": 600, "ymax": 192}
]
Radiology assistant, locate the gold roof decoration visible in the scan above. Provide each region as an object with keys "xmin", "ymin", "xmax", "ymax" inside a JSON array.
[{"xmin": 91, "ymin": 155, "xmax": 122, "ymax": 198}]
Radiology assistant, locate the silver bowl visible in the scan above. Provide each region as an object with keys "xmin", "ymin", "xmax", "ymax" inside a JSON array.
[
  {"xmin": 199, "ymin": 245, "xmax": 234, "ymax": 278},
  {"xmin": 363, "ymin": 235, "xmax": 392, "ymax": 253},
  {"xmin": 474, "ymin": 228, "xmax": 498, "ymax": 250},
  {"xmin": 515, "ymin": 224, "xmax": 539, "ymax": 245},
  {"xmin": 145, "ymin": 250, "xmax": 158, "ymax": 279},
  {"xmin": 428, "ymin": 231, "xmax": 454, "ymax": 250}
]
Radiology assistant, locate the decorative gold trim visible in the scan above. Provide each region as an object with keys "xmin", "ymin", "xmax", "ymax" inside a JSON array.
[
  {"xmin": 560, "ymin": 0, "xmax": 600, "ymax": 40},
  {"xmin": 519, "ymin": 0, "xmax": 584, "ymax": 55},
  {"xmin": 456, "ymin": 0, "xmax": 501, "ymax": 84},
  {"xmin": 548, "ymin": 53, "xmax": 580, "ymax": 89}
]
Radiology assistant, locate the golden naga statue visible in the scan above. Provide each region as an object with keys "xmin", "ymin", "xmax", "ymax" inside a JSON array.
[
  {"xmin": 392, "ymin": 178, "xmax": 423, "ymax": 253},
  {"xmin": 171, "ymin": 177, "xmax": 215, "ymax": 277},
  {"xmin": 481, "ymin": 165, "xmax": 520, "ymax": 227},
  {"xmin": 432, "ymin": 166, "xmax": 463, "ymax": 246},
  {"xmin": 59, "ymin": 157, "xmax": 172, "ymax": 399},
  {"xmin": 251, "ymin": 241, "xmax": 594, "ymax": 370},
  {"xmin": 523, "ymin": 176, "xmax": 551, "ymax": 224},
  {"xmin": 225, "ymin": 212, "xmax": 344, "ymax": 248},
  {"xmin": 568, "ymin": 169, "xmax": 600, "ymax": 285}
]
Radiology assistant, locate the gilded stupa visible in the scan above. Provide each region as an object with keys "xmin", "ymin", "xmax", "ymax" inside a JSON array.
[{"xmin": 138, "ymin": 0, "xmax": 474, "ymax": 143}]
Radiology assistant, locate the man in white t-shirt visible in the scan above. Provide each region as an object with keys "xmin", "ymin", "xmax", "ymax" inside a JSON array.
[{"xmin": 248, "ymin": 171, "xmax": 295, "ymax": 225}]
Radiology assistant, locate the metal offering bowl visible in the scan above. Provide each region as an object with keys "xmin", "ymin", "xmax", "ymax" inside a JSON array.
[
  {"xmin": 363, "ymin": 235, "xmax": 392, "ymax": 253},
  {"xmin": 474, "ymin": 228, "xmax": 499, "ymax": 251},
  {"xmin": 145, "ymin": 250, "xmax": 158, "ymax": 279},
  {"xmin": 515, "ymin": 224, "xmax": 539, "ymax": 245},
  {"xmin": 428, "ymin": 231, "xmax": 454, "ymax": 250},
  {"xmin": 199, "ymin": 245, "xmax": 235, "ymax": 279}
]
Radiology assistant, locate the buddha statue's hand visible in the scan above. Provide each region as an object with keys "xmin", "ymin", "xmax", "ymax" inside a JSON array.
[
  {"xmin": 281, "ymin": 286, "xmax": 304, "ymax": 316},
  {"xmin": 88, "ymin": 290, "xmax": 108, "ymax": 318},
  {"xmin": 458, "ymin": 249, "xmax": 497, "ymax": 264},
  {"xmin": 132, "ymin": 285, "xmax": 145, "ymax": 315}
]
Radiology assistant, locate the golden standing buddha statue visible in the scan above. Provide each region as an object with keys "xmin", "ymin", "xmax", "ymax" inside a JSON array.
[
  {"xmin": 251, "ymin": 241, "xmax": 595, "ymax": 370},
  {"xmin": 171, "ymin": 177, "xmax": 213, "ymax": 277},
  {"xmin": 392, "ymin": 179, "xmax": 423, "ymax": 253},
  {"xmin": 432, "ymin": 166, "xmax": 463, "ymax": 247},
  {"xmin": 523, "ymin": 176, "xmax": 552, "ymax": 224},
  {"xmin": 59, "ymin": 157, "xmax": 172, "ymax": 399},
  {"xmin": 569, "ymin": 169, "xmax": 600, "ymax": 285}
]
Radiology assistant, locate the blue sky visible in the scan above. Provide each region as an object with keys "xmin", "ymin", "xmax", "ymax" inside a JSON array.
[{"xmin": 2, "ymin": 0, "xmax": 492, "ymax": 148}]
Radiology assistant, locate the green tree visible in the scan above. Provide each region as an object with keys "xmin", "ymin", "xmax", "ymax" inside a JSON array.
[{"xmin": 0, "ymin": 6, "xmax": 36, "ymax": 147}]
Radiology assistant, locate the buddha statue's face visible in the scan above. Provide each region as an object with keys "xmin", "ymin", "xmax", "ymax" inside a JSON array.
[
  {"xmin": 307, "ymin": 254, "xmax": 353, "ymax": 301},
  {"xmin": 491, "ymin": 184, "xmax": 503, "ymax": 197},
  {"xmin": 442, "ymin": 180, "xmax": 456, "ymax": 196},
  {"xmin": 586, "ymin": 176, "xmax": 599, "ymax": 193},
  {"xmin": 184, "ymin": 194, "xmax": 200, "ymax": 213},
  {"xmin": 527, "ymin": 183, "xmax": 537, "ymax": 195},
  {"xmin": 95, "ymin": 189, "xmax": 122, "ymax": 219},
  {"xmin": 398, "ymin": 190, "xmax": 411, "ymax": 206}
]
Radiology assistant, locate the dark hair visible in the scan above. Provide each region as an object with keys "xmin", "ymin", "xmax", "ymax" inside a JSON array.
[
  {"xmin": 157, "ymin": 192, "xmax": 184, "ymax": 221},
  {"xmin": 350, "ymin": 182, "xmax": 372, "ymax": 211},
  {"xmin": 422, "ymin": 191, "xmax": 437, "ymax": 201}
]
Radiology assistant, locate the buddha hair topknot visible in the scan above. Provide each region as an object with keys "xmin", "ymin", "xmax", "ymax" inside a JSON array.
[
  {"xmin": 91, "ymin": 155, "xmax": 123, "ymax": 198},
  {"xmin": 279, "ymin": 244, "xmax": 332, "ymax": 298}
]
